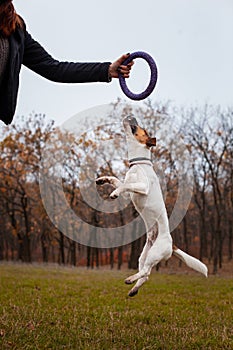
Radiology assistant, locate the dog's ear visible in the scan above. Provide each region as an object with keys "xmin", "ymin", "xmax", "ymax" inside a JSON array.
[{"xmin": 146, "ymin": 137, "xmax": 156, "ymax": 147}]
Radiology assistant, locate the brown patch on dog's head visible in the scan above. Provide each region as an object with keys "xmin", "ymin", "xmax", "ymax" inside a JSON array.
[
  {"xmin": 123, "ymin": 116, "xmax": 157, "ymax": 148},
  {"xmin": 133, "ymin": 125, "xmax": 156, "ymax": 148}
]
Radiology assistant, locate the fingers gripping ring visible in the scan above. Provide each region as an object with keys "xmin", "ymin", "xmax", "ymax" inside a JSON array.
[{"xmin": 119, "ymin": 51, "xmax": 158, "ymax": 101}]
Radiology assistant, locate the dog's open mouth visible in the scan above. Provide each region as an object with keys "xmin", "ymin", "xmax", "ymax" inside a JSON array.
[
  {"xmin": 130, "ymin": 124, "xmax": 137, "ymax": 134},
  {"xmin": 124, "ymin": 116, "xmax": 138, "ymax": 134}
]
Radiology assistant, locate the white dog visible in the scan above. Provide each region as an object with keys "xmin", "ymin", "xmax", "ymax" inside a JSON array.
[{"xmin": 96, "ymin": 116, "xmax": 208, "ymax": 297}]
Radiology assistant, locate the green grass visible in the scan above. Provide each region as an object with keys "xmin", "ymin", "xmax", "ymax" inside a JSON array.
[{"xmin": 0, "ymin": 264, "xmax": 233, "ymax": 350}]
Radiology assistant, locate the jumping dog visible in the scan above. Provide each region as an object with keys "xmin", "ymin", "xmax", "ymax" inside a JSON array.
[{"xmin": 96, "ymin": 116, "xmax": 208, "ymax": 297}]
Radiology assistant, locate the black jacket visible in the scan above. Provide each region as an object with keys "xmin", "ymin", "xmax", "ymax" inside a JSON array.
[{"xmin": 0, "ymin": 26, "xmax": 111, "ymax": 125}]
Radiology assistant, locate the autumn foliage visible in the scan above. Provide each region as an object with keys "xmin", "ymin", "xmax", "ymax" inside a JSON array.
[{"xmin": 0, "ymin": 102, "xmax": 232, "ymax": 274}]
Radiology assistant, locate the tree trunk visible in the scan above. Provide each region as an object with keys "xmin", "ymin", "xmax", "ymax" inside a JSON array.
[
  {"xmin": 117, "ymin": 246, "xmax": 123, "ymax": 270},
  {"xmin": 22, "ymin": 234, "xmax": 31, "ymax": 263},
  {"xmin": 87, "ymin": 246, "xmax": 91, "ymax": 268},
  {"xmin": 110, "ymin": 248, "xmax": 114, "ymax": 269},
  {"xmin": 0, "ymin": 231, "xmax": 4, "ymax": 260},
  {"xmin": 71, "ymin": 241, "xmax": 76, "ymax": 266},
  {"xmin": 183, "ymin": 216, "xmax": 189, "ymax": 252},
  {"xmin": 128, "ymin": 238, "xmax": 141, "ymax": 270},
  {"xmin": 59, "ymin": 230, "xmax": 65, "ymax": 265},
  {"xmin": 228, "ymin": 225, "xmax": 233, "ymax": 261},
  {"xmin": 41, "ymin": 233, "xmax": 48, "ymax": 263}
]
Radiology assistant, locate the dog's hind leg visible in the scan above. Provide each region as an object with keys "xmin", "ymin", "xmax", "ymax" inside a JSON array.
[
  {"xmin": 138, "ymin": 237, "xmax": 154, "ymax": 270},
  {"xmin": 127, "ymin": 229, "xmax": 158, "ymax": 296},
  {"xmin": 127, "ymin": 239, "xmax": 152, "ymax": 296},
  {"xmin": 125, "ymin": 261, "xmax": 155, "ymax": 285},
  {"xmin": 128, "ymin": 275, "xmax": 150, "ymax": 297},
  {"xmin": 126, "ymin": 238, "xmax": 154, "ymax": 296},
  {"xmin": 125, "ymin": 243, "xmax": 172, "ymax": 285}
]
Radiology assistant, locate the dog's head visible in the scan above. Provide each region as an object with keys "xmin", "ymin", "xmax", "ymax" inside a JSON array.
[
  {"xmin": 123, "ymin": 115, "xmax": 156, "ymax": 160},
  {"xmin": 123, "ymin": 116, "xmax": 156, "ymax": 148}
]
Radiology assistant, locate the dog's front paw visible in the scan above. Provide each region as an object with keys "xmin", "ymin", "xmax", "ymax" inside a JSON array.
[
  {"xmin": 110, "ymin": 190, "xmax": 119, "ymax": 199},
  {"xmin": 96, "ymin": 177, "xmax": 106, "ymax": 185}
]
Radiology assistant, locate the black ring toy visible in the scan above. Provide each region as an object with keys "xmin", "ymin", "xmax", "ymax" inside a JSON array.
[{"xmin": 119, "ymin": 51, "xmax": 158, "ymax": 101}]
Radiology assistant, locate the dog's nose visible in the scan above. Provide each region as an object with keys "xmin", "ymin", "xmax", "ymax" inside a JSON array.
[{"xmin": 124, "ymin": 115, "xmax": 138, "ymax": 125}]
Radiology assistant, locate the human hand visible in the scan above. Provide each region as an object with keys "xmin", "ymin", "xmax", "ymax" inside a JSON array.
[{"xmin": 109, "ymin": 53, "xmax": 134, "ymax": 79}]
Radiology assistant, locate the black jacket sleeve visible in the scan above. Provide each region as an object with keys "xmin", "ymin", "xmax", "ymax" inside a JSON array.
[{"xmin": 23, "ymin": 31, "xmax": 111, "ymax": 83}]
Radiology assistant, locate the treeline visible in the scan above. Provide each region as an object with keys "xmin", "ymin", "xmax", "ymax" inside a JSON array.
[{"xmin": 0, "ymin": 102, "xmax": 232, "ymax": 274}]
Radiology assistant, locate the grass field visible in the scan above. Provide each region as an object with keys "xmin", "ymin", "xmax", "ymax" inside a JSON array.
[{"xmin": 0, "ymin": 264, "xmax": 233, "ymax": 350}]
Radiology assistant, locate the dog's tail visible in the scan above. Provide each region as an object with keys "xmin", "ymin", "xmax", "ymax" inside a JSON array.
[{"xmin": 172, "ymin": 245, "xmax": 208, "ymax": 277}]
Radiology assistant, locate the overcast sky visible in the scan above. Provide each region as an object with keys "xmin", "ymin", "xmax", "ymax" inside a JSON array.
[{"xmin": 13, "ymin": 0, "xmax": 233, "ymax": 125}]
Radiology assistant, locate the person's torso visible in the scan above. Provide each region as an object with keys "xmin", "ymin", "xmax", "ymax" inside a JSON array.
[{"xmin": 0, "ymin": 35, "xmax": 10, "ymax": 88}]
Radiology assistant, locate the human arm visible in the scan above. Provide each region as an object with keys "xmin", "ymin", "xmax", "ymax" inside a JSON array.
[
  {"xmin": 23, "ymin": 31, "xmax": 111, "ymax": 83},
  {"xmin": 23, "ymin": 31, "xmax": 132, "ymax": 83}
]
